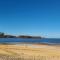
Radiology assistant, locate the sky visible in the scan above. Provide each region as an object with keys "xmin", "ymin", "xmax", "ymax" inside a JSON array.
[{"xmin": 0, "ymin": 0, "xmax": 60, "ymax": 38}]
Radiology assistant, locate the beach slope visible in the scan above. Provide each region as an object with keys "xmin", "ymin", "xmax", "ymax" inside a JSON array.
[{"xmin": 0, "ymin": 44, "xmax": 60, "ymax": 60}]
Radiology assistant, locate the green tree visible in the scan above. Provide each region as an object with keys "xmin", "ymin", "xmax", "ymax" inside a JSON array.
[{"xmin": 0, "ymin": 32, "xmax": 4, "ymax": 36}]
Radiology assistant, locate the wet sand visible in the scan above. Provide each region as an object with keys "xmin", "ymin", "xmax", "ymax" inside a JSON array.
[{"xmin": 0, "ymin": 44, "xmax": 60, "ymax": 60}]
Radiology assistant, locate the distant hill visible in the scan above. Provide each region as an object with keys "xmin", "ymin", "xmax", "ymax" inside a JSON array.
[
  {"xmin": 17, "ymin": 35, "xmax": 42, "ymax": 39},
  {"xmin": 0, "ymin": 32, "xmax": 43, "ymax": 39},
  {"xmin": 0, "ymin": 32, "xmax": 16, "ymax": 38}
]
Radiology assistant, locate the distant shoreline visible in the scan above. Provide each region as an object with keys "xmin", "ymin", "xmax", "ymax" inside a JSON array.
[{"xmin": 0, "ymin": 32, "xmax": 43, "ymax": 39}]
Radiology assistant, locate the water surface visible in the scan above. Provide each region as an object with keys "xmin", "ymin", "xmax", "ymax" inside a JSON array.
[{"xmin": 0, "ymin": 38, "xmax": 60, "ymax": 45}]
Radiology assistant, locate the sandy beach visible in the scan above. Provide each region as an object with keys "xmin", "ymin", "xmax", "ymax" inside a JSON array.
[{"xmin": 0, "ymin": 44, "xmax": 60, "ymax": 60}]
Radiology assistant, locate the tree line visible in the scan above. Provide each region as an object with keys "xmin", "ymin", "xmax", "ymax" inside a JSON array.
[{"xmin": 0, "ymin": 32, "xmax": 42, "ymax": 39}]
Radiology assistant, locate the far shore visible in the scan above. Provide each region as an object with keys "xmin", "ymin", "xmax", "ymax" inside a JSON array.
[{"xmin": 0, "ymin": 32, "xmax": 43, "ymax": 39}]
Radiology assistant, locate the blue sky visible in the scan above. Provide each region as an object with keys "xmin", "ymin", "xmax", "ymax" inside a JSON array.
[{"xmin": 0, "ymin": 0, "xmax": 60, "ymax": 38}]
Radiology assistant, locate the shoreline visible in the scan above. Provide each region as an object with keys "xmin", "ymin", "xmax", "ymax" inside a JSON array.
[{"xmin": 0, "ymin": 42, "xmax": 60, "ymax": 46}]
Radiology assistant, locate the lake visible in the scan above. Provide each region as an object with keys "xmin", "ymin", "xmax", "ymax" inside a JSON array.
[{"xmin": 0, "ymin": 38, "xmax": 60, "ymax": 45}]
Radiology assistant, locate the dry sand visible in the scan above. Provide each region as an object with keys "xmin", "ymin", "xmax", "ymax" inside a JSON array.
[{"xmin": 0, "ymin": 44, "xmax": 60, "ymax": 60}]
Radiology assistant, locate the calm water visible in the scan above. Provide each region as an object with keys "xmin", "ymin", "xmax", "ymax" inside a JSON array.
[{"xmin": 0, "ymin": 38, "xmax": 60, "ymax": 45}]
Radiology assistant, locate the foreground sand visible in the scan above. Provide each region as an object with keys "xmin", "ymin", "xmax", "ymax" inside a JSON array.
[{"xmin": 0, "ymin": 44, "xmax": 60, "ymax": 60}]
